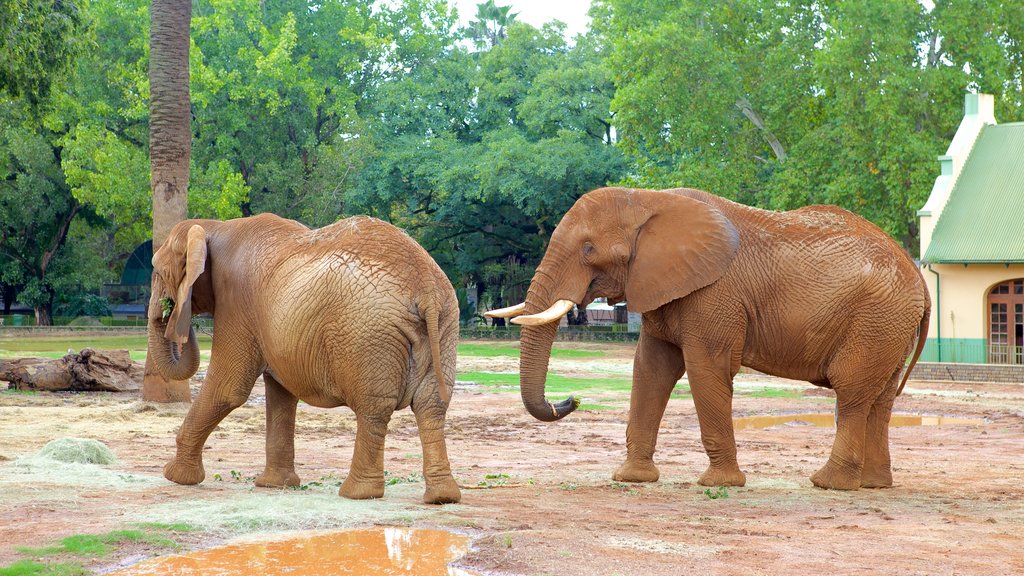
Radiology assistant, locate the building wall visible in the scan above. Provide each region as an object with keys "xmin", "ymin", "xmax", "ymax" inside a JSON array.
[{"xmin": 920, "ymin": 262, "xmax": 1024, "ymax": 362}]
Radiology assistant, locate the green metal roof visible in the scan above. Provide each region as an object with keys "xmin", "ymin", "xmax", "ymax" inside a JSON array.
[
  {"xmin": 924, "ymin": 122, "xmax": 1024, "ymax": 264},
  {"xmin": 120, "ymin": 241, "xmax": 153, "ymax": 285}
]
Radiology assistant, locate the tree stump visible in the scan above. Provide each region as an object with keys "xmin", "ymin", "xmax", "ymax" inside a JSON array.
[{"xmin": 0, "ymin": 349, "xmax": 144, "ymax": 392}]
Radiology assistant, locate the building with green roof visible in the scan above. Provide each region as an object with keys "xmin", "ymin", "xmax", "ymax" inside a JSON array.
[{"xmin": 918, "ymin": 93, "xmax": 1024, "ymax": 363}]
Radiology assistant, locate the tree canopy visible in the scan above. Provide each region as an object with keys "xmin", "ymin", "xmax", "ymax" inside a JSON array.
[
  {"xmin": 596, "ymin": 0, "xmax": 1024, "ymax": 250},
  {"xmin": 1, "ymin": 0, "xmax": 1021, "ymax": 323}
]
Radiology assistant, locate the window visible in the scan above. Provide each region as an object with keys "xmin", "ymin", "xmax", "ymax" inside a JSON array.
[{"xmin": 988, "ymin": 280, "xmax": 1024, "ymax": 364}]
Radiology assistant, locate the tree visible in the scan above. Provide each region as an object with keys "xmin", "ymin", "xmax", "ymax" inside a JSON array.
[
  {"xmin": 145, "ymin": 0, "xmax": 192, "ymax": 402},
  {"xmin": 466, "ymin": 0, "xmax": 518, "ymax": 49},
  {"xmin": 597, "ymin": 0, "xmax": 1024, "ymax": 253},
  {"xmin": 0, "ymin": 109, "xmax": 114, "ymax": 325},
  {"xmin": 148, "ymin": 0, "xmax": 192, "ymax": 246},
  {"xmin": 350, "ymin": 18, "xmax": 627, "ymax": 316},
  {"xmin": 0, "ymin": 0, "xmax": 90, "ymax": 106}
]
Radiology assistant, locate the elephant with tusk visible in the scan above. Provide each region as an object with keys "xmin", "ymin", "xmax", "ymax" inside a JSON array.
[
  {"xmin": 487, "ymin": 187, "xmax": 930, "ymax": 491},
  {"xmin": 149, "ymin": 214, "xmax": 461, "ymax": 504}
]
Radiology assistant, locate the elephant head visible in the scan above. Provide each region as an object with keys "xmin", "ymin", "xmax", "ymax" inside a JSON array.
[
  {"xmin": 146, "ymin": 223, "xmax": 208, "ymax": 381},
  {"xmin": 488, "ymin": 188, "xmax": 740, "ymax": 422}
]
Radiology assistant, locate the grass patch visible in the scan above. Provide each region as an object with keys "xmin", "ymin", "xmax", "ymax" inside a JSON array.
[
  {"xmin": 0, "ymin": 334, "xmax": 212, "ymax": 361},
  {"xmin": 133, "ymin": 522, "xmax": 198, "ymax": 533},
  {"xmin": 457, "ymin": 343, "xmax": 520, "ymax": 357},
  {"xmin": 577, "ymin": 403, "xmax": 615, "ymax": 411},
  {"xmin": 17, "ymin": 530, "xmax": 178, "ymax": 559},
  {"xmin": 458, "ymin": 371, "xmax": 632, "ymax": 394},
  {"xmin": 0, "ymin": 560, "xmax": 87, "ymax": 576},
  {"xmin": 457, "ymin": 343, "xmax": 606, "ymax": 359},
  {"xmin": 739, "ymin": 387, "xmax": 802, "ymax": 398}
]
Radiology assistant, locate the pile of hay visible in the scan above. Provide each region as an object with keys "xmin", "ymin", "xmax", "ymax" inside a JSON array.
[{"xmin": 37, "ymin": 437, "xmax": 118, "ymax": 465}]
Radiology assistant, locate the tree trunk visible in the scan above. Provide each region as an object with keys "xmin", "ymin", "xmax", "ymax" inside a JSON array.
[
  {"xmin": 735, "ymin": 97, "xmax": 786, "ymax": 161},
  {"xmin": 1, "ymin": 349, "xmax": 143, "ymax": 392},
  {"xmin": 2, "ymin": 284, "xmax": 14, "ymax": 315},
  {"xmin": 34, "ymin": 304, "xmax": 52, "ymax": 327},
  {"xmin": 145, "ymin": 0, "xmax": 192, "ymax": 402}
]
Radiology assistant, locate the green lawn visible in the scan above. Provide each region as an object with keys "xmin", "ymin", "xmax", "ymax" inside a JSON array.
[
  {"xmin": 0, "ymin": 334, "xmax": 213, "ymax": 362},
  {"xmin": 457, "ymin": 342, "xmax": 606, "ymax": 359},
  {"xmin": 457, "ymin": 371, "xmax": 634, "ymax": 395}
]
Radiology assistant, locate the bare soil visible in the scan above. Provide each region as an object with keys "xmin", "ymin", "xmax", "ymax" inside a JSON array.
[{"xmin": 1, "ymin": 341, "xmax": 1023, "ymax": 575}]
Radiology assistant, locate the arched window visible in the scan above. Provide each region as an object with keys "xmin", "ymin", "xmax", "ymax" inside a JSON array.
[{"xmin": 988, "ymin": 279, "xmax": 1024, "ymax": 364}]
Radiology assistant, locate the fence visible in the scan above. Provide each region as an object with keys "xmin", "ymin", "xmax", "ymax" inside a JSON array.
[
  {"xmin": 921, "ymin": 338, "xmax": 1024, "ymax": 365},
  {"xmin": 0, "ymin": 315, "xmax": 149, "ymax": 328}
]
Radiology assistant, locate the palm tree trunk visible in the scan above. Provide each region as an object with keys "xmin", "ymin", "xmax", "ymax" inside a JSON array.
[{"xmin": 144, "ymin": 0, "xmax": 192, "ymax": 402}]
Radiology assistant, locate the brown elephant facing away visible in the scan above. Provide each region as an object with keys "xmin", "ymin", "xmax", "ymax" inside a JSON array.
[
  {"xmin": 148, "ymin": 214, "xmax": 461, "ymax": 504},
  {"xmin": 488, "ymin": 187, "xmax": 930, "ymax": 491}
]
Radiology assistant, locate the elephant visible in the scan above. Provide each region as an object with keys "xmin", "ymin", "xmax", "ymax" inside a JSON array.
[
  {"xmin": 487, "ymin": 187, "xmax": 930, "ymax": 491},
  {"xmin": 147, "ymin": 213, "xmax": 461, "ymax": 504}
]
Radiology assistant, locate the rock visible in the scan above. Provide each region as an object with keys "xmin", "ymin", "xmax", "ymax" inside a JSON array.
[{"xmin": 0, "ymin": 348, "xmax": 143, "ymax": 393}]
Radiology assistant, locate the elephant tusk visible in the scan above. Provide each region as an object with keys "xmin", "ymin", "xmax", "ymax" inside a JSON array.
[
  {"xmin": 484, "ymin": 302, "xmax": 527, "ymax": 319},
  {"xmin": 510, "ymin": 299, "xmax": 576, "ymax": 326}
]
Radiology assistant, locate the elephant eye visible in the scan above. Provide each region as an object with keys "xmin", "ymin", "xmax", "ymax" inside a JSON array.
[{"xmin": 582, "ymin": 242, "xmax": 595, "ymax": 257}]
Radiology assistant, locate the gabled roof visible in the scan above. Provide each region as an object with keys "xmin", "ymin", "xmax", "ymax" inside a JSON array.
[{"xmin": 924, "ymin": 122, "xmax": 1024, "ymax": 264}]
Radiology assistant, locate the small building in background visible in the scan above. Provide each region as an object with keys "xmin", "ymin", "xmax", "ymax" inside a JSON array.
[
  {"xmin": 918, "ymin": 93, "xmax": 1024, "ymax": 363},
  {"xmin": 102, "ymin": 240, "xmax": 153, "ymax": 320}
]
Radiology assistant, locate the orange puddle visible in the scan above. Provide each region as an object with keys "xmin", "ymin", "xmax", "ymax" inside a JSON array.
[
  {"xmin": 733, "ymin": 413, "xmax": 985, "ymax": 430},
  {"xmin": 108, "ymin": 528, "xmax": 477, "ymax": 576}
]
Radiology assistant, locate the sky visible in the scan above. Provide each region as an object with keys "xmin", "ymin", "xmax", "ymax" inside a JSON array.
[{"xmin": 448, "ymin": 0, "xmax": 594, "ymax": 40}]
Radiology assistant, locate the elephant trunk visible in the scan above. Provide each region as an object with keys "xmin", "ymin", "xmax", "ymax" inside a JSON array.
[
  {"xmin": 147, "ymin": 315, "xmax": 200, "ymax": 381},
  {"xmin": 518, "ymin": 257, "xmax": 579, "ymax": 422}
]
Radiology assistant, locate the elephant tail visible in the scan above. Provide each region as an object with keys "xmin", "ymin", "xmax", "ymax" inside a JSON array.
[
  {"xmin": 424, "ymin": 299, "xmax": 450, "ymax": 405},
  {"xmin": 896, "ymin": 297, "xmax": 931, "ymax": 397}
]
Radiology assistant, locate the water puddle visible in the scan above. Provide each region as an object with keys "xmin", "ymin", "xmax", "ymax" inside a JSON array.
[
  {"xmin": 733, "ymin": 413, "xmax": 985, "ymax": 430},
  {"xmin": 108, "ymin": 528, "xmax": 477, "ymax": 576}
]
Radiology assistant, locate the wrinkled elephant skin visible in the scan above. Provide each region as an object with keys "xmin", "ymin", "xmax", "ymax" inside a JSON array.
[
  {"xmin": 510, "ymin": 187, "xmax": 930, "ymax": 491},
  {"xmin": 149, "ymin": 214, "xmax": 461, "ymax": 504}
]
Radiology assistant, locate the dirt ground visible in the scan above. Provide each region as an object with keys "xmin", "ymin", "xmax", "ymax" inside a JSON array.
[{"xmin": 1, "ymin": 341, "xmax": 1023, "ymax": 575}]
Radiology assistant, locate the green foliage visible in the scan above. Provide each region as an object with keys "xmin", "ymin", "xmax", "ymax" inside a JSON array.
[
  {"xmin": 0, "ymin": 0, "xmax": 91, "ymax": 106},
  {"xmin": 597, "ymin": 0, "xmax": 1024, "ymax": 253},
  {"xmin": 465, "ymin": 0, "xmax": 518, "ymax": 49},
  {"xmin": 704, "ymin": 486, "xmax": 730, "ymax": 500},
  {"xmin": 5, "ymin": 0, "xmax": 1019, "ymax": 321},
  {"xmin": 350, "ymin": 15, "xmax": 626, "ymax": 300},
  {"xmin": 384, "ymin": 472, "xmax": 424, "ymax": 486}
]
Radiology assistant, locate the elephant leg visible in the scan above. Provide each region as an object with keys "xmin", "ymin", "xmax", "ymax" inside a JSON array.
[
  {"xmin": 811, "ymin": 363, "xmax": 886, "ymax": 490},
  {"xmin": 613, "ymin": 331, "xmax": 684, "ymax": 483},
  {"xmin": 860, "ymin": 369, "xmax": 902, "ymax": 489},
  {"xmin": 164, "ymin": 355, "xmax": 260, "ymax": 485},
  {"xmin": 339, "ymin": 412, "xmax": 392, "ymax": 500},
  {"xmin": 685, "ymin": 345, "xmax": 746, "ymax": 487},
  {"xmin": 254, "ymin": 372, "xmax": 300, "ymax": 488},
  {"xmin": 411, "ymin": 397, "xmax": 461, "ymax": 504}
]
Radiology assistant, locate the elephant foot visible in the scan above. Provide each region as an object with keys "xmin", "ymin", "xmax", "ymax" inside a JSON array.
[
  {"xmin": 612, "ymin": 459, "xmax": 660, "ymax": 483},
  {"xmin": 810, "ymin": 462, "xmax": 861, "ymax": 490},
  {"xmin": 339, "ymin": 475, "xmax": 385, "ymax": 500},
  {"xmin": 255, "ymin": 467, "xmax": 301, "ymax": 488},
  {"xmin": 423, "ymin": 476, "xmax": 461, "ymax": 505},
  {"xmin": 164, "ymin": 458, "xmax": 205, "ymax": 485},
  {"xmin": 698, "ymin": 465, "xmax": 746, "ymax": 487},
  {"xmin": 859, "ymin": 468, "xmax": 893, "ymax": 489}
]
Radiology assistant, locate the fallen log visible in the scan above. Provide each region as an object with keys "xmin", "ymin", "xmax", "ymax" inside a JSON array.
[{"xmin": 0, "ymin": 349, "xmax": 143, "ymax": 392}]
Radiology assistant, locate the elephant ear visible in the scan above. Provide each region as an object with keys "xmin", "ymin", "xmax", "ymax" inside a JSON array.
[
  {"xmin": 625, "ymin": 192, "xmax": 740, "ymax": 314},
  {"xmin": 165, "ymin": 225, "xmax": 207, "ymax": 345}
]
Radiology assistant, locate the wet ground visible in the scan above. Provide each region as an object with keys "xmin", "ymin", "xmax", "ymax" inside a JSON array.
[{"xmin": 1, "ymin": 341, "xmax": 1023, "ymax": 575}]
